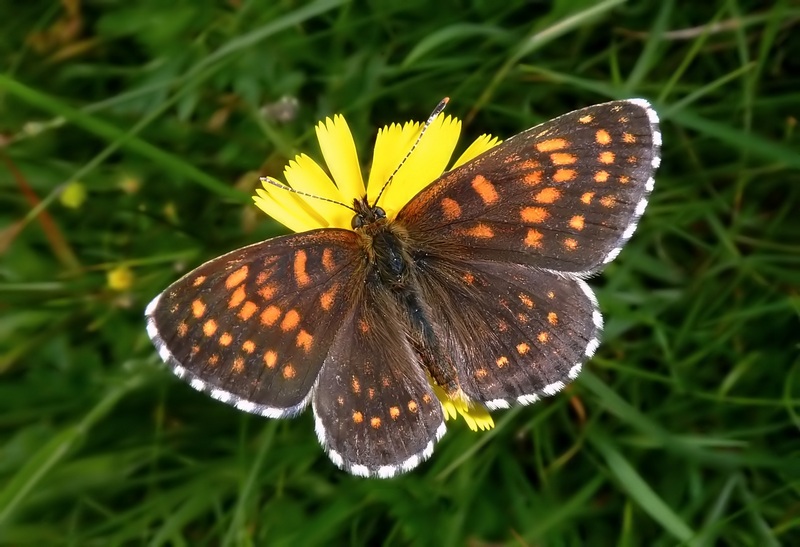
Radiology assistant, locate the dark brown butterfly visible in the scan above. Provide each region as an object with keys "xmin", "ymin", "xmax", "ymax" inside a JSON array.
[{"xmin": 146, "ymin": 99, "xmax": 661, "ymax": 477}]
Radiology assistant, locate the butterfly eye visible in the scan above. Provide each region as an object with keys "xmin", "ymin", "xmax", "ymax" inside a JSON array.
[
  {"xmin": 351, "ymin": 214, "xmax": 365, "ymax": 229},
  {"xmin": 373, "ymin": 206, "xmax": 386, "ymax": 219}
]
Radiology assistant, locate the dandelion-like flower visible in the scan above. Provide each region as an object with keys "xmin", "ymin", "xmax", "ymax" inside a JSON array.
[{"xmin": 253, "ymin": 110, "xmax": 500, "ymax": 431}]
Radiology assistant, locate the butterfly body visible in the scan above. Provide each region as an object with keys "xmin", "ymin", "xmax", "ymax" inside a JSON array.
[{"xmin": 146, "ymin": 99, "xmax": 661, "ymax": 477}]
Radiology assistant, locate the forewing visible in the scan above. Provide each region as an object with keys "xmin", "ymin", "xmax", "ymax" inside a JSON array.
[
  {"xmin": 397, "ymin": 99, "xmax": 661, "ymax": 274},
  {"xmin": 413, "ymin": 255, "xmax": 600, "ymax": 409},
  {"xmin": 145, "ymin": 229, "xmax": 361, "ymax": 417},
  {"xmin": 313, "ymin": 285, "xmax": 446, "ymax": 478}
]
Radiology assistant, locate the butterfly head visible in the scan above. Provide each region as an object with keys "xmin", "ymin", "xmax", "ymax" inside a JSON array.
[{"xmin": 350, "ymin": 196, "xmax": 388, "ymax": 230}]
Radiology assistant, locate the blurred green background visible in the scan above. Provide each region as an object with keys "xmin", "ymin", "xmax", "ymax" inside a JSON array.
[{"xmin": 2, "ymin": 0, "xmax": 799, "ymax": 545}]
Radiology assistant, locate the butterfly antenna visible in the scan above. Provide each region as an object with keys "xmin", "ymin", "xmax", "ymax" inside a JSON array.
[
  {"xmin": 259, "ymin": 176, "xmax": 356, "ymax": 212},
  {"xmin": 371, "ymin": 97, "xmax": 450, "ymax": 207}
]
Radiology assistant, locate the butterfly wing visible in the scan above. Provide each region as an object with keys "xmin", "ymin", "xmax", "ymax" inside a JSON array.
[
  {"xmin": 145, "ymin": 229, "xmax": 362, "ymax": 417},
  {"xmin": 397, "ymin": 99, "xmax": 661, "ymax": 274},
  {"xmin": 312, "ymin": 282, "xmax": 446, "ymax": 478},
  {"xmin": 411, "ymin": 254, "xmax": 600, "ymax": 408}
]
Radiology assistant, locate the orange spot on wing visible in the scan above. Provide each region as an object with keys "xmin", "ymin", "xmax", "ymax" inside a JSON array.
[
  {"xmin": 239, "ymin": 301, "xmax": 258, "ymax": 320},
  {"xmin": 294, "ymin": 250, "xmax": 311, "ymax": 287},
  {"xmin": 203, "ymin": 319, "xmax": 217, "ymax": 336},
  {"xmin": 260, "ymin": 305, "xmax": 281, "ymax": 326},
  {"xmin": 441, "ymin": 197, "xmax": 462, "ymax": 220},
  {"xmin": 359, "ymin": 319, "xmax": 370, "ymax": 333},
  {"xmin": 619, "ymin": 175, "xmax": 630, "ymax": 184},
  {"xmin": 177, "ymin": 322, "xmax": 188, "ymax": 337},
  {"xmin": 389, "ymin": 406, "xmax": 400, "ymax": 419},
  {"xmin": 280, "ymin": 309, "xmax": 300, "ymax": 332},
  {"xmin": 232, "ymin": 357, "xmax": 244, "ymax": 373},
  {"xmin": 564, "ymin": 238, "xmax": 579, "ymax": 250},
  {"xmin": 282, "ymin": 364, "xmax": 296, "ymax": 379},
  {"xmin": 536, "ymin": 138, "xmax": 568, "ymax": 152},
  {"xmin": 596, "ymin": 129, "xmax": 611, "ymax": 145},
  {"xmin": 496, "ymin": 356, "xmax": 509, "ymax": 368},
  {"xmin": 422, "ymin": 393, "xmax": 432, "ymax": 404},
  {"xmin": 192, "ymin": 276, "xmax": 206, "ymax": 287},
  {"xmin": 228, "ymin": 285, "xmax": 246, "ymax": 308},
  {"xmin": 551, "ymin": 153, "xmax": 577, "ymax": 165},
  {"xmin": 538, "ymin": 332, "xmax": 549, "ymax": 343},
  {"xmin": 370, "ymin": 417, "xmax": 381, "ymax": 429},
  {"xmin": 320, "ymin": 284, "xmax": 338, "ymax": 310},
  {"xmin": 519, "ymin": 293, "xmax": 534, "ymax": 308},
  {"xmin": 521, "ymin": 206, "xmax": 548, "ymax": 223},
  {"xmin": 569, "ymin": 215, "xmax": 585, "ymax": 230},
  {"xmin": 322, "ymin": 248, "xmax": 336, "ymax": 273},
  {"xmin": 219, "ymin": 332, "xmax": 232, "ymax": 346},
  {"xmin": 463, "ymin": 224, "xmax": 494, "ymax": 239},
  {"xmin": 622, "ymin": 132, "xmax": 636, "ymax": 143},
  {"xmin": 256, "ymin": 271, "xmax": 270, "ymax": 285},
  {"xmin": 296, "ymin": 330, "xmax": 313, "ymax": 352},
  {"xmin": 579, "ymin": 114, "xmax": 594, "ymax": 124},
  {"xmin": 581, "ymin": 192, "xmax": 595, "ymax": 204},
  {"xmin": 462, "ymin": 272, "xmax": 475, "ymax": 284},
  {"xmin": 472, "ymin": 175, "xmax": 499, "ymax": 205},
  {"xmin": 535, "ymin": 187, "xmax": 561, "ymax": 203},
  {"xmin": 599, "ymin": 151, "xmax": 615, "ymax": 164},
  {"xmin": 594, "ymin": 170, "xmax": 609, "ymax": 183},
  {"xmin": 553, "ymin": 169, "xmax": 576, "ymax": 183},
  {"xmin": 408, "ymin": 400, "xmax": 418, "ymax": 413},
  {"xmin": 352, "ymin": 377, "xmax": 361, "ymax": 394},
  {"xmin": 263, "ymin": 350, "xmax": 277, "ymax": 368},
  {"xmin": 517, "ymin": 159, "xmax": 540, "ymax": 170},
  {"xmin": 547, "ymin": 291, "xmax": 555, "ymax": 299},
  {"xmin": 475, "ymin": 368, "xmax": 488, "ymax": 379},
  {"xmin": 524, "ymin": 171, "xmax": 543, "ymax": 185},
  {"xmin": 258, "ymin": 284, "xmax": 276, "ymax": 300},
  {"xmin": 600, "ymin": 195, "xmax": 617, "ymax": 208},
  {"xmin": 242, "ymin": 340, "xmax": 255, "ymax": 354},
  {"xmin": 225, "ymin": 265, "xmax": 248, "ymax": 289},
  {"xmin": 192, "ymin": 299, "xmax": 206, "ymax": 318},
  {"xmin": 524, "ymin": 229, "xmax": 543, "ymax": 248},
  {"xmin": 517, "ymin": 342, "xmax": 530, "ymax": 354},
  {"xmin": 548, "ymin": 312, "xmax": 558, "ymax": 325},
  {"xmin": 208, "ymin": 354, "xmax": 219, "ymax": 366},
  {"xmin": 353, "ymin": 411, "xmax": 364, "ymax": 424}
]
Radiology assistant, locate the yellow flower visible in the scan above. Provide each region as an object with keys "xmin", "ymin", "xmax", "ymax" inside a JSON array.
[
  {"xmin": 107, "ymin": 265, "xmax": 134, "ymax": 292},
  {"xmin": 60, "ymin": 181, "xmax": 87, "ymax": 209},
  {"xmin": 253, "ymin": 110, "xmax": 500, "ymax": 431}
]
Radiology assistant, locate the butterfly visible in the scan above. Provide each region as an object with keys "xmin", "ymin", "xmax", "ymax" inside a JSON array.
[{"xmin": 145, "ymin": 99, "xmax": 661, "ymax": 478}]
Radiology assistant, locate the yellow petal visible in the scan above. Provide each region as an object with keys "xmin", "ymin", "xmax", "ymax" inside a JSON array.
[
  {"xmin": 432, "ymin": 384, "xmax": 495, "ymax": 431},
  {"xmin": 433, "ymin": 384, "xmax": 459, "ymax": 420},
  {"xmin": 378, "ymin": 114, "xmax": 461, "ymax": 217},
  {"xmin": 460, "ymin": 403, "xmax": 494, "ymax": 431},
  {"xmin": 366, "ymin": 121, "xmax": 421, "ymax": 197},
  {"xmin": 253, "ymin": 185, "xmax": 324, "ymax": 233},
  {"xmin": 316, "ymin": 115, "xmax": 365, "ymax": 201},
  {"xmin": 453, "ymin": 134, "xmax": 501, "ymax": 168},
  {"xmin": 283, "ymin": 154, "xmax": 353, "ymax": 229}
]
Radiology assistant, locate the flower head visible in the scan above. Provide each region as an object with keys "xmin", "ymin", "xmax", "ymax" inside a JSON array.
[{"xmin": 253, "ymin": 110, "xmax": 501, "ymax": 430}]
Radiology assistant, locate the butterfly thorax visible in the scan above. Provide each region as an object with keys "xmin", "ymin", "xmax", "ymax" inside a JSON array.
[{"xmin": 351, "ymin": 197, "xmax": 411, "ymax": 288}]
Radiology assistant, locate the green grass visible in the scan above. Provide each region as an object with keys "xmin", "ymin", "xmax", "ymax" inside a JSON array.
[{"xmin": 2, "ymin": 0, "xmax": 799, "ymax": 544}]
